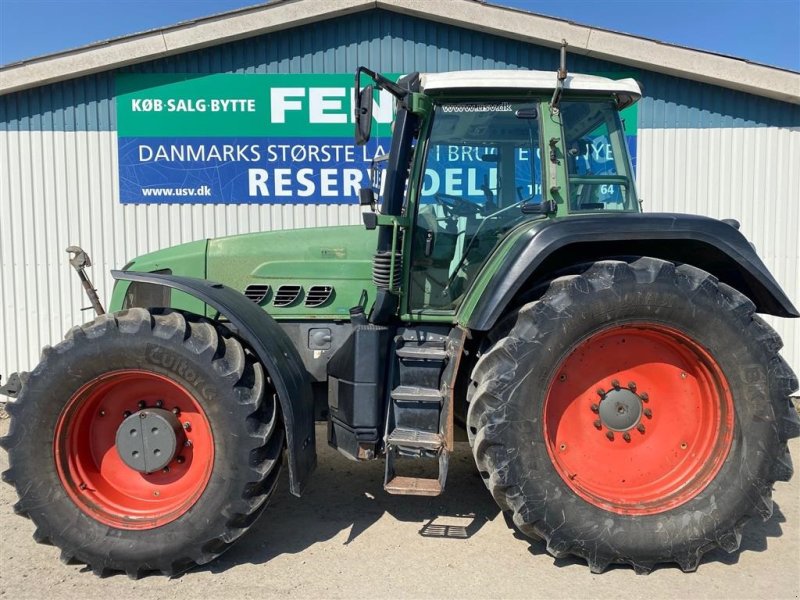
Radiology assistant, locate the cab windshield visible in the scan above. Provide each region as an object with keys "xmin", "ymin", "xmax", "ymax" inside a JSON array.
[{"xmin": 409, "ymin": 100, "xmax": 544, "ymax": 310}]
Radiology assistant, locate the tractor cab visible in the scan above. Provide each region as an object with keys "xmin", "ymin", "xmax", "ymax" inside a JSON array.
[{"xmin": 355, "ymin": 66, "xmax": 642, "ymax": 314}]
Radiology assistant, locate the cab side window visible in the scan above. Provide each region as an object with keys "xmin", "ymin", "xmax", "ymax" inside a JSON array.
[{"xmin": 561, "ymin": 101, "xmax": 636, "ymax": 212}]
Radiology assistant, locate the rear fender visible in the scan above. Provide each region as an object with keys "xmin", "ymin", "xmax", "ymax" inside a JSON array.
[
  {"xmin": 112, "ymin": 271, "xmax": 315, "ymax": 496},
  {"xmin": 461, "ymin": 213, "xmax": 799, "ymax": 332}
]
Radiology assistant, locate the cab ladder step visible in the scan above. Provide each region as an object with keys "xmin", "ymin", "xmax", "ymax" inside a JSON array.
[{"xmin": 390, "ymin": 385, "xmax": 442, "ymax": 403}]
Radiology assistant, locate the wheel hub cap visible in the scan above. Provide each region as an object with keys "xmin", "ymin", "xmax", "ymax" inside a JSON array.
[
  {"xmin": 115, "ymin": 408, "xmax": 186, "ymax": 473},
  {"xmin": 598, "ymin": 388, "xmax": 642, "ymax": 432}
]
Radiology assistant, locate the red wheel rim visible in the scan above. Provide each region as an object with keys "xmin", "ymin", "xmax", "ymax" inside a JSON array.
[
  {"xmin": 543, "ymin": 324, "xmax": 734, "ymax": 515},
  {"xmin": 54, "ymin": 370, "xmax": 214, "ymax": 529}
]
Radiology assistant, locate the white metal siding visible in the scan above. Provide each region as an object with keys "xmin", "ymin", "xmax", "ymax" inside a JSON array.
[
  {"xmin": 638, "ymin": 126, "xmax": 800, "ymax": 374},
  {"xmin": 0, "ymin": 129, "xmax": 363, "ymax": 379},
  {"xmin": 1, "ymin": 126, "xmax": 798, "ymax": 381}
]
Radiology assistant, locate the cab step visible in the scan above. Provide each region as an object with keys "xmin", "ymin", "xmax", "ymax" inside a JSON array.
[
  {"xmin": 383, "ymin": 327, "xmax": 464, "ymax": 497},
  {"xmin": 384, "ymin": 475, "xmax": 442, "ymax": 496},
  {"xmin": 395, "ymin": 345, "xmax": 448, "ymax": 361},
  {"xmin": 390, "ymin": 385, "xmax": 442, "ymax": 404},
  {"xmin": 387, "ymin": 428, "xmax": 443, "ymax": 450},
  {"xmin": 384, "ymin": 442, "xmax": 449, "ymax": 497}
]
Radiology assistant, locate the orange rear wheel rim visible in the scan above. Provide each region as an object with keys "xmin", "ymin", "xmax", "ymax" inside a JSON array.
[{"xmin": 543, "ymin": 324, "xmax": 734, "ymax": 516}]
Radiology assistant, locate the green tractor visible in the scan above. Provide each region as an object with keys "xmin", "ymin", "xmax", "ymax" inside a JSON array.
[{"xmin": 2, "ymin": 58, "xmax": 798, "ymax": 578}]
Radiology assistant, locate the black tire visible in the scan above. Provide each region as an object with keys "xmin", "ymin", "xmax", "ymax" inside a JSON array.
[
  {"xmin": 467, "ymin": 258, "xmax": 799, "ymax": 573},
  {"xmin": 0, "ymin": 308, "xmax": 285, "ymax": 578}
]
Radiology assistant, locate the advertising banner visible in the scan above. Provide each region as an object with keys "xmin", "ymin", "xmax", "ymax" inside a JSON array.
[
  {"xmin": 116, "ymin": 73, "xmax": 394, "ymax": 204},
  {"xmin": 116, "ymin": 73, "xmax": 637, "ymax": 205}
]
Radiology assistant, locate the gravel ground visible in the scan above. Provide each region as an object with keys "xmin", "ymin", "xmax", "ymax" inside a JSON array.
[{"xmin": 1, "ymin": 420, "xmax": 798, "ymax": 600}]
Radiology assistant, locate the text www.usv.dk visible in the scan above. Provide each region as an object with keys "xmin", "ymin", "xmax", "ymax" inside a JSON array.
[{"xmin": 141, "ymin": 185, "xmax": 212, "ymax": 197}]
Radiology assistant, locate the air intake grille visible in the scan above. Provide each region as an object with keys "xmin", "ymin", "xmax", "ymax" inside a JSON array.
[
  {"xmin": 305, "ymin": 285, "xmax": 333, "ymax": 307},
  {"xmin": 273, "ymin": 285, "xmax": 302, "ymax": 307},
  {"xmin": 243, "ymin": 284, "xmax": 270, "ymax": 304}
]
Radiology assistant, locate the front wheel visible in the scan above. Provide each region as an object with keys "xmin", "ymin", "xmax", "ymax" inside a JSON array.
[
  {"xmin": 467, "ymin": 258, "xmax": 799, "ymax": 573},
  {"xmin": 1, "ymin": 308, "xmax": 284, "ymax": 577}
]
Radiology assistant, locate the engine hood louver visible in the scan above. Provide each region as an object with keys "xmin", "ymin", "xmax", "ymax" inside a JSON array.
[
  {"xmin": 305, "ymin": 285, "xmax": 333, "ymax": 307},
  {"xmin": 273, "ymin": 284, "xmax": 302, "ymax": 307},
  {"xmin": 243, "ymin": 284, "xmax": 270, "ymax": 304}
]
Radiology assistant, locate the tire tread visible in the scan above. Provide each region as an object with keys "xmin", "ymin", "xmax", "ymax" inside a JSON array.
[
  {"xmin": 468, "ymin": 257, "xmax": 797, "ymax": 573},
  {"xmin": 1, "ymin": 309, "xmax": 284, "ymax": 578}
]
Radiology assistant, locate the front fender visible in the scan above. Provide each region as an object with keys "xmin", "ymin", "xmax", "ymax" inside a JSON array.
[
  {"xmin": 112, "ymin": 270, "xmax": 315, "ymax": 496},
  {"xmin": 461, "ymin": 213, "xmax": 799, "ymax": 332}
]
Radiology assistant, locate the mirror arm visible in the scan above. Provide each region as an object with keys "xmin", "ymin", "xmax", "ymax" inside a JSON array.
[{"xmin": 356, "ymin": 66, "xmax": 409, "ymax": 103}]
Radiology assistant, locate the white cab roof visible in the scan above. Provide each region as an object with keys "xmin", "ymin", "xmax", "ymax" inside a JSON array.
[{"xmin": 420, "ymin": 70, "xmax": 642, "ymax": 108}]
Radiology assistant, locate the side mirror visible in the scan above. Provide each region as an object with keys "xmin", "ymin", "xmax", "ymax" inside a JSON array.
[
  {"xmin": 359, "ymin": 187, "xmax": 376, "ymax": 208},
  {"xmin": 354, "ymin": 85, "xmax": 374, "ymax": 146}
]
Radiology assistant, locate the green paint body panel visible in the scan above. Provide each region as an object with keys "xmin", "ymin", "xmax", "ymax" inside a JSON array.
[
  {"xmin": 110, "ymin": 226, "xmax": 380, "ymax": 320},
  {"xmin": 206, "ymin": 225, "xmax": 377, "ymax": 319},
  {"xmin": 455, "ymin": 218, "xmax": 547, "ymax": 324}
]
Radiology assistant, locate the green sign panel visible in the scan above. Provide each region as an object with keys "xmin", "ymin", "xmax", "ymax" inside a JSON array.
[{"xmin": 116, "ymin": 73, "xmax": 396, "ymax": 138}]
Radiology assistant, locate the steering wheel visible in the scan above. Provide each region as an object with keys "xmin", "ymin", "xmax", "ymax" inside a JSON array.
[{"xmin": 434, "ymin": 193, "xmax": 483, "ymax": 217}]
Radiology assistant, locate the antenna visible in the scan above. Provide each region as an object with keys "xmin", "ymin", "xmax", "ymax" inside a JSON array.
[{"xmin": 550, "ymin": 39, "xmax": 568, "ymax": 111}]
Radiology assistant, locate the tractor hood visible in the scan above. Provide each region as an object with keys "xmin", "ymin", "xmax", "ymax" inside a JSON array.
[
  {"xmin": 112, "ymin": 225, "xmax": 377, "ymax": 319},
  {"xmin": 206, "ymin": 225, "xmax": 377, "ymax": 319}
]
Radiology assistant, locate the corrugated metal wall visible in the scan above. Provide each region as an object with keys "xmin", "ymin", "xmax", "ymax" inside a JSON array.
[{"xmin": 1, "ymin": 8, "xmax": 798, "ymax": 380}]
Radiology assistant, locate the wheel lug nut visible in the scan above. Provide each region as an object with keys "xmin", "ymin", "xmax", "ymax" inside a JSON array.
[
  {"xmin": 628, "ymin": 382, "xmax": 636, "ymax": 391},
  {"xmin": 637, "ymin": 423, "xmax": 646, "ymax": 434},
  {"xmin": 138, "ymin": 401, "xmax": 146, "ymax": 409},
  {"xmin": 123, "ymin": 411, "xmax": 131, "ymax": 418},
  {"xmin": 640, "ymin": 392, "xmax": 649, "ymax": 403},
  {"xmin": 183, "ymin": 422, "xmax": 191, "ymax": 431},
  {"xmin": 643, "ymin": 408, "xmax": 653, "ymax": 418},
  {"xmin": 611, "ymin": 379, "xmax": 620, "ymax": 390},
  {"xmin": 593, "ymin": 419, "xmax": 602, "ymax": 429},
  {"xmin": 155, "ymin": 399, "xmax": 163, "ymax": 408},
  {"xmin": 606, "ymin": 431, "xmax": 615, "ymax": 441},
  {"xmin": 590, "ymin": 403, "xmax": 599, "ymax": 413},
  {"xmin": 172, "ymin": 407, "xmax": 180, "ymax": 415},
  {"xmin": 163, "ymin": 466, "xmax": 170, "ymax": 473},
  {"xmin": 176, "ymin": 456, "xmax": 185, "ymax": 464},
  {"xmin": 623, "ymin": 432, "xmax": 631, "ymax": 442},
  {"xmin": 184, "ymin": 440, "xmax": 193, "ymax": 448},
  {"xmin": 596, "ymin": 388, "xmax": 606, "ymax": 398}
]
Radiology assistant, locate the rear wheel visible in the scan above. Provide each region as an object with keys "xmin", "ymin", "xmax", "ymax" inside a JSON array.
[
  {"xmin": 467, "ymin": 258, "xmax": 799, "ymax": 573},
  {"xmin": 1, "ymin": 308, "xmax": 284, "ymax": 577}
]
